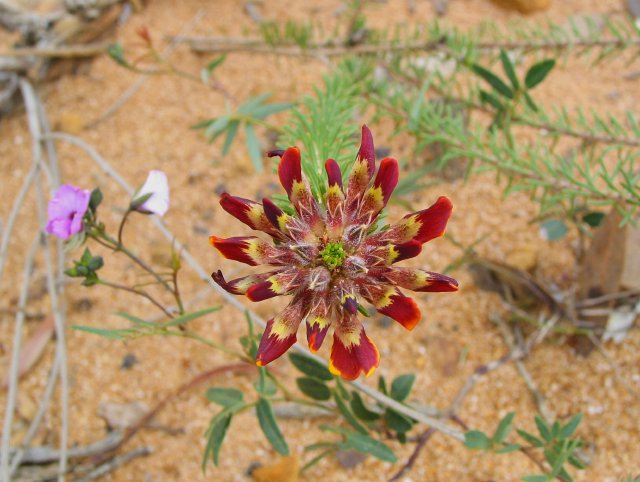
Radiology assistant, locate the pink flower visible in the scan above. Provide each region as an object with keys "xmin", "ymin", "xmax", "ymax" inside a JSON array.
[
  {"xmin": 132, "ymin": 170, "xmax": 169, "ymax": 216},
  {"xmin": 46, "ymin": 184, "xmax": 91, "ymax": 240}
]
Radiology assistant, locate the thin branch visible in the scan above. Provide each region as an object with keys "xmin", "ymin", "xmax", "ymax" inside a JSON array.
[
  {"xmin": 168, "ymin": 35, "xmax": 448, "ymax": 57},
  {"xmin": 0, "ymin": 235, "xmax": 40, "ymax": 481},
  {"xmin": 98, "ymin": 279, "xmax": 174, "ymax": 319},
  {"xmin": 388, "ymin": 428, "xmax": 435, "ymax": 482},
  {"xmin": 73, "ymin": 447, "xmax": 152, "ymax": 482},
  {"xmin": 0, "ymin": 42, "xmax": 109, "ymax": 58},
  {"xmin": 0, "ymin": 161, "xmax": 39, "ymax": 291},
  {"xmin": 22, "ymin": 77, "xmax": 69, "ymax": 482}
]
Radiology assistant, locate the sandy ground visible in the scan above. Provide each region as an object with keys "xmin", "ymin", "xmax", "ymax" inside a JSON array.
[{"xmin": 1, "ymin": 0, "xmax": 639, "ymax": 481}]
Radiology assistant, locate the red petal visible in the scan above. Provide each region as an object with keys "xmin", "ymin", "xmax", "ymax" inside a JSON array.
[
  {"xmin": 246, "ymin": 281, "xmax": 280, "ymax": 301},
  {"xmin": 329, "ymin": 323, "xmax": 380, "ymax": 380},
  {"xmin": 211, "ymin": 270, "xmax": 267, "ymax": 295},
  {"xmin": 219, "ymin": 192, "xmax": 256, "ymax": 227},
  {"xmin": 255, "ymin": 318, "xmax": 297, "ymax": 366},
  {"xmin": 325, "ymin": 158, "xmax": 343, "ymax": 191},
  {"xmin": 262, "ymin": 197, "xmax": 289, "ymax": 232},
  {"xmin": 255, "ymin": 298, "xmax": 308, "ymax": 366},
  {"xmin": 392, "ymin": 241, "xmax": 423, "ymax": 263},
  {"xmin": 376, "ymin": 291, "xmax": 421, "ymax": 330},
  {"xmin": 267, "ymin": 149, "xmax": 285, "ymax": 158},
  {"xmin": 357, "ymin": 125, "xmax": 376, "ymax": 179},
  {"xmin": 382, "ymin": 196, "xmax": 453, "ymax": 245},
  {"xmin": 245, "ymin": 270, "xmax": 304, "ymax": 301},
  {"xmin": 278, "ymin": 147, "xmax": 302, "ymax": 198},
  {"xmin": 209, "ymin": 236, "xmax": 258, "ymax": 266},
  {"xmin": 306, "ymin": 316, "xmax": 331, "ymax": 352},
  {"xmin": 385, "ymin": 268, "xmax": 459, "ymax": 292},
  {"xmin": 373, "ymin": 158, "xmax": 399, "ymax": 206},
  {"xmin": 407, "ymin": 196, "xmax": 453, "ymax": 244}
]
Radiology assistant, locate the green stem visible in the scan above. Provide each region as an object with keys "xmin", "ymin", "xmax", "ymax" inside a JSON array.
[
  {"xmin": 162, "ymin": 329, "xmax": 245, "ymax": 359},
  {"xmin": 97, "ymin": 279, "xmax": 173, "ymax": 319}
]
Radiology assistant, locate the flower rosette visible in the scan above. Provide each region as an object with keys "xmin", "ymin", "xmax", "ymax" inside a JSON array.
[{"xmin": 210, "ymin": 126, "xmax": 458, "ymax": 380}]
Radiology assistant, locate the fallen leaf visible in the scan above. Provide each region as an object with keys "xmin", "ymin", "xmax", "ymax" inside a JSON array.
[
  {"xmin": 490, "ymin": 0, "xmax": 551, "ymax": 14},
  {"xmin": 251, "ymin": 455, "xmax": 299, "ymax": 482},
  {"xmin": 335, "ymin": 449, "xmax": 366, "ymax": 469},
  {"xmin": 1, "ymin": 315, "xmax": 54, "ymax": 390},
  {"xmin": 602, "ymin": 303, "xmax": 639, "ymax": 343},
  {"xmin": 98, "ymin": 401, "xmax": 148, "ymax": 430}
]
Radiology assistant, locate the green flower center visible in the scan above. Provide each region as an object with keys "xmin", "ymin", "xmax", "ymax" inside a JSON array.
[{"xmin": 320, "ymin": 242, "xmax": 346, "ymax": 270}]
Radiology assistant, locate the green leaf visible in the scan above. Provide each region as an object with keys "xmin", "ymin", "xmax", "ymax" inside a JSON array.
[
  {"xmin": 521, "ymin": 475, "xmax": 550, "ymax": 482},
  {"xmin": 524, "ymin": 91, "xmax": 538, "ymax": 111},
  {"xmin": 87, "ymin": 256, "xmax": 103, "ymax": 271},
  {"xmin": 221, "ymin": 120, "xmax": 240, "ymax": 157},
  {"xmin": 390, "ymin": 374, "xmax": 415, "ymax": 402},
  {"xmin": 237, "ymin": 93, "xmax": 271, "ymax": 115},
  {"xmin": 517, "ymin": 429, "xmax": 544, "ymax": 448},
  {"xmin": 296, "ymin": 377, "xmax": 331, "ymax": 401},
  {"xmin": 114, "ymin": 311, "xmax": 155, "ymax": 327},
  {"xmin": 582, "ymin": 212, "xmax": 605, "ymax": 227},
  {"xmin": 244, "ymin": 123, "xmax": 263, "ymax": 172},
  {"xmin": 204, "ymin": 115, "xmax": 230, "ymax": 142},
  {"xmin": 254, "ymin": 368, "xmax": 277, "ymax": 397},
  {"xmin": 464, "ymin": 430, "xmax": 492, "ymax": 450},
  {"xmin": 559, "ymin": 414, "xmax": 582, "ymax": 439},
  {"xmin": 288, "ymin": 353, "xmax": 333, "ymax": 380},
  {"xmin": 357, "ymin": 304, "xmax": 370, "ymax": 317},
  {"xmin": 350, "ymin": 392, "xmax": 380, "ymax": 422},
  {"xmin": 341, "ymin": 432, "xmax": 397, "ymax": 463},
  {"xmin": 535, "ymin": 415, "xmax": 552, "ymax": 442},
  {"xmin": 384, "ymin": 409, "xmax": 413, "ymax": 434},
  {"xmin": 525, "ymin": 59, "xmax": 555, "ymax": 90},
  {"xmin": 203, "ymin": 412, "xmax": 232, "ymax": 467},
  {"xmin": 206, "ymin": 387, "xmax": 244, "ymax": 408},
  {"xmin": 334, "ymin": 390, "xmax": 367, "ymax": 435},
  {"xmin": 107, "ymin": 43, "xmax": 127, "ymax": 67},
  {"xmin": 378, "ymin": 376, "xmax": 388, "ymax": 395},
  {"xmin": 540, "ymin": 219, "xmax": 568, "ymax": 241},
  {"xmin": 73, "ymin": 325, "xmax": 132, "ymax": 340},
  {"xmin": 471, "ymin": 64, "xmax": 513, "ymax": 99},
  {"xmin": 480, "ymin": 89, "xmax": 504, "ymax": 111},
  {"xmin": 201, "ymin": 54, "xmax": 226, "ymax": 83},
  {"xmin": 252, "ymin": 102, "xmax": 294, "ymax": 120},
  {"xmin": 496, "ymin": 443, "xmax": 521, "ymax": 454},
  {"xmin": 256, "ymin": 398, "xmax": 289, "ymax": 455},
  {"xmin": 500, "ymin": 49, "xmax": 520, "ymax": 90},
  {"xmin": 493, "ymin": 412, "xmax": 515, "ymax": 443},
  {"xmin": 89, "ymin": 188, "xmax": 103, "ymax": 212},
  {"xmin": 160, "ymin": 306, "xmax": 221, "ymax": 327}
]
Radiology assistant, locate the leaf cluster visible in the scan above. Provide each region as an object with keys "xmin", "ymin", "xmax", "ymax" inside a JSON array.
[{"xmin": 465, "ymin": 413, "xmax": 585, "ymax": 481}]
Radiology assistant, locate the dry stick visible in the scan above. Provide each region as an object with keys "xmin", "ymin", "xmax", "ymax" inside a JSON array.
[
  {"xmin": 0, "ymin": 161, "xmax": 39, "ymax": 290},
  {"xmin": 21, "ymin": 78, "xmax": 69, "ymax": 482},
  {"xmin": 0, "ymin": 235, "xmax": 41, "ymax": 482},
  {"xmin": 74, "ymin": 447, "xmax": 152, "ymax": 482},
  {"xmin": 493, "ymin": 316, "xmax": 554, "ymax": 423},
  {"xmin": 86, "ymin": 10, "xmax": 204, "ymax": 129},
  {"xmin": 9, "ymin": 432, "xmax": 123, "ymax": 465},
  {"xmin": 9, "ymin": 353, "xmax": 61, "ymax": 475},
  {"xmin": 388, "ymin": 428, "xmax": 435, "ymax": 482},
  {"xmin": 1, "ymin": 42, "xmax": 110, "ymax": 58},
  {"xmin": 449, "ymin": 313, "xmax": 559, "ymax": 416},
  {"xmin": 42, "ymin": 131, "xmax": 466, "ymax": 443},
  {"xmin": 169, "ymin": 35, "xmax": 448, "ymax": 57}
]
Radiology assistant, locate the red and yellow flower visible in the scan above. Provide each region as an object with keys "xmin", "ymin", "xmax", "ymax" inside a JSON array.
[{"xmin": 210, "ymin": 126, "xmax": 458, "ymax": 380}]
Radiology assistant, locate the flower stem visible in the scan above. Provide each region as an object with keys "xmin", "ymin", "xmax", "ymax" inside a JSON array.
[{"xmin": 97, "ymin": 279, "xmax": 174, "ymax": 319}]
